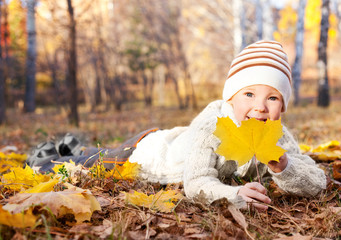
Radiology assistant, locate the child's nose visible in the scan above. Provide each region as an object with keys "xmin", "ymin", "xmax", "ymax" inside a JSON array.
[{"xmin": 254, "ymin": 101, "xmax": 267, "ymax": 112}]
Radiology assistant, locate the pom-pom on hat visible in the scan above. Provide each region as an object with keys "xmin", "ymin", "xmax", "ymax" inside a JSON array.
[{"xmin": 223, "ymin": 40, "xmax": 292, "ymax": 111}]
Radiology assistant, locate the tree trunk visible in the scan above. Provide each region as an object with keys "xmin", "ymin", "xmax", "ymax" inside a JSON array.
[
  {"xmin": 262, "ymin": 0, "xmax": 273, "ymax": 40},
  {"xmin": 167, "ymin": 69, "xmax": 184, "ymax": 109},
  {"xmin": 317, "ymin": 0, "xmax": 330, "ymax": 107},
  {"xmin": 93, "ymin": 56, "xmax": 101, "ymax": 111},
  {"xmin": 97, "ymin": 39, "xmax": 110, "ymax": 108},
  {"xmin": 113, "ymin": 75, "xmax": 123, "ymax": 111},
  {"xmin": 292, "ymin": 0, "xmax": 307, "ymax": 106},
  {"xmin": 67, "ymin": 0, "xmax": 79, "ymax": 126},
  {"xmin": 51, "ymin": 49, "xmax": 61, "ymax": 108},
  {"xmin": 24, "ymin": 0, "xmax": 37, "ymax": 113},
  {"xmin": 0, "ymin": 0, "xmax": 5, "ymax": 124},
  {"xmin": 142, "ymin": 71, "xmax": 152, "ymax": 106},
  {"xmin": 232, "ymin": 0, "xmax": 243, "ymax": 55},
  {"xmin": 256, "ymin": 0, "xmax": 263, "ymax": 40}
]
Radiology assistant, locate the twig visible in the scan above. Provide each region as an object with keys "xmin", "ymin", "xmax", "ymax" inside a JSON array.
[
  {"xmin": 267, "ymin": 204, "xmax": 304, "ymax": 234},
  {"xmin": 254, "ymin": 156, "xmax": 261, "ymax": 184},
  {"xmin": 30, "ymin": 229, "xmax": 67, "ymax": 237},
  {"xmin": 244, "ymin": 227, "xmax": 255, "ymax": 240}
]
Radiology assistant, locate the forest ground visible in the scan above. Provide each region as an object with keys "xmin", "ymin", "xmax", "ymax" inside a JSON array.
[{"xmin": 1, "ymin": 98, "xmax": 341, "ymax": 239}]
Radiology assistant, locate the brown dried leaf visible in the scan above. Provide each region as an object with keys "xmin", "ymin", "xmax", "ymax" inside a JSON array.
[
  {"xmin": 3, "ymin": 187, "xmax": 101, "ymax": 224},
  {"xmin": 333, "ymin": 161, "xmax": 341, "ymax": 180},
  {"xmin": 227, "ymin": 204, "xmax": 248, "ymax": 229},
  {"xmin": 70, "ymin": 219, "xmax": 113, "ymax": 239},
  {"xmin": 274, "ymin": 233, "xmax": 312, "ymax": 240}
]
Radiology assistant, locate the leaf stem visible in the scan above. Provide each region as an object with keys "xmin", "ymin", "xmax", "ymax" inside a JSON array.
[{"xmin": 254, "ymin": 156, "xmax": 261, "ymax": 184}]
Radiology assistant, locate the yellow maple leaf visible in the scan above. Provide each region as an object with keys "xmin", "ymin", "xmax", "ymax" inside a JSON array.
[
  {"xmin": 1, "ymin": 165, "xmax": 51, "ymax": 191},
  {"xmin": 123, "ymin": 189, "xmax": 183, "ymax": 213},
  {"xmin": 0, "ymin": 152, "xmax": 27, "ymax": 175},
  {"xmin": 299, "ymin": 144, "xmax": 312, "ymax": 153},
  {"xmin": 106, "ymin": 160, "xmax": 140, "ymax": 180},
  {"xmin": 213, "ymin": 117, "xmax": 286, "ymax": 166},
  {"xmin": 0, "ymin": 159, "xmax": 20, "ymax": 174},
  {"xmin": 23, "ymin": 178, "xmax": 60, "ymax": 193},
  {"xmin": 0, "ymin": 205, "xmax": 38, "ymax": 228},
  {"xmin": 312, "ymin": 140, "xmax": 340, "ymax": 153},
  {"xmin": 3, "ymin": 186, "xmax": 101, "ymax": 224},
  {"xmin": 0, "ymin": 152, "xmax": 27, "ymax": 162}
]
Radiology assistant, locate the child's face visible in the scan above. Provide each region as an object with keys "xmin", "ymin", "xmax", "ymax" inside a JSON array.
[{"xmin": 228, "ymin": 85, "xmax": 283, "ymax": 123}]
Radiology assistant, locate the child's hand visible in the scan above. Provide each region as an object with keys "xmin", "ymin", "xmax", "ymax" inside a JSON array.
[
  {"xmin": 268, "ymin": 153, "xmax": 288, "ymax": 173},
  {"xmin": 238, "ymin": 182, "xmax": 271, "ymax": 211}
]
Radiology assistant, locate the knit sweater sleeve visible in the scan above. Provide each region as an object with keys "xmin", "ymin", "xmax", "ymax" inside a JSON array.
[
  {"xmin": 182, "ymin": 102, "xmax": 246, "ymax": 208},
  {"xmin": 268, "ymin": 126, "xmax": 326, "ymax": 196}
]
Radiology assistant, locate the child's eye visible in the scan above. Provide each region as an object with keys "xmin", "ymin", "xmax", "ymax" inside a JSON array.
[
  {"xmin": 269, "ymin": 96, "xmax": 278, "ymax": 101},
  {"xmin": 245, "ymin": 92, "xmax": 253, "ymax": 97}
]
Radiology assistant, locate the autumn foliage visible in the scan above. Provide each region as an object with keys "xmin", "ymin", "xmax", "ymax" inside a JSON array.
[
  {"xmin": 1, "ymin": 105, "xmax": 341, "ymax": 239},
  {"xmin": 214, "ymin": 117, "xmax": 286, "ymax": 166}
]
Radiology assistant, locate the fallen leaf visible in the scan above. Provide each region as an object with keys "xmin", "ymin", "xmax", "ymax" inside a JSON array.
[
  {"xmin": 1, "ymin": 165, "xmax": 51, "ymax": 191},
  {"xmin": 0, "ymin": 205, "xmax": 38, "ymax": 228},
  {"xmin": 311, "ymin": 151, "xmax": 341, "ymax": 161},
  {"xmin": 273, "ymin": 233, "xmax": 312, "ymax": 240},
  {"xmin": 0, "ymin": 152, "xmax": 28, "ymax": 174},
  {"xmin": 214, "ymin": 117, "xmax": 285, "ymax": 166},
  {"xmin": 0, "ymin": 160, "xmax": 19, "ymax": 174},
  {"xmin": 330, "ymin": 207, "xmax": 341, "ymax": 215},
  {"xmin": 70, "ymin": 219, "xmax": 113, "ymax": 239},
  {"xmin": 270, "ymin": 222, "xmax": 292, "ymax": 230},
  {"xmin": 227, "ymin": 203, "xmax": 248, "ymax": 229},
  {"xmin": 3, "ymin": 187, "xmax": 101, "ymax": 224},
  {"xmin": 22, "ymin": 178, "xmax": 60, "ymax": 193},
  {"xmin": 96, "ymin": 196, "xmax": 111, "ymax": 208},
  {"xmin": 299, "ymin": 144, "xmax": 312, "ymax": 153},
  {"xmin": 106, "ymin": 160, "xmax": 140, "ymax": 180},
  {"xmin": 53, "ymin": 160, "xmax": 88, "ymax": 183},
  {"xmin": 333, "ymin": 161, "xmax": 341, "ymax": 180},
  {"xmin": 312, "ymin": 140, "xmax": 341, "ymax": 152},
  {"xmin": 184, "ymin": 227, "xmax": 203, "ymax": 235},
  {"xmin": 303, "ymin": 141, "xmax": 341, "ymax": 161},
  {"xmin": 0, "ymin": 152, "xmax": 27, "ymax": 162},
  {"xmin": 123, "ymin": 189, "xmax": 183, "ymax": 213}
]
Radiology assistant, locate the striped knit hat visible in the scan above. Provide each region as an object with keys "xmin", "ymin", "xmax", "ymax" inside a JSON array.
[{"xmin": 223, "ymin": 40, "xmax": 292, "ymax": 111}]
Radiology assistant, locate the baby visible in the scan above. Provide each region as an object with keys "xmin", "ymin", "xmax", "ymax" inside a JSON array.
[{"xmin": 27, "ymin": 40, "xmax": 326, "ymax": 210}]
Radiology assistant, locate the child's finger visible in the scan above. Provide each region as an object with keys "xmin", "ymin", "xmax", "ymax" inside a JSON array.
[
  {"xmin": 245, "ymin": 182, "xmax": 267, "ymax": 195},
  {"xmin": 238, "ymin": 185, "xmax": 271, "ymax": 205},
  {"xmin": 245, "ymin": 189, "xmax": 271, "ymax": 204}
]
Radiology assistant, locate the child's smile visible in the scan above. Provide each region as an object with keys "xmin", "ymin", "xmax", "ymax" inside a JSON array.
[
  {"xmin": 228, "ymin": 84, "xmax": 284, "ymax": 124},
  {"xmin": 245, "ymin": 116, "xmax": 268, "ymax": 122}
]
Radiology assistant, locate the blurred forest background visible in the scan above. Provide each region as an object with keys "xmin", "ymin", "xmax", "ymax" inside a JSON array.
[{"xmin": 0, "ymin": 0, "xmax": 340, "ymax": 127}]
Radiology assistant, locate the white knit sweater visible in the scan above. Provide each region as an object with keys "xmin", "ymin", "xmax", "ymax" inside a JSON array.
[{"xmin": 129, "ymin": 100, "xmax": 326, "ymax": 208}]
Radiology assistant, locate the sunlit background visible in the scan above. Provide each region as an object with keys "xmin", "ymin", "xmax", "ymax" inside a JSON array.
[{"xmin": 0, "ymin": 0, "xmax": 340, "ymax": 127}]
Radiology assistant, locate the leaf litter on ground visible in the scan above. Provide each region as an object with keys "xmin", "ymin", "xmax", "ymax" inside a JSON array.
[{"xmin": 1, "ymin": 104, "xmax": 341, "ymax": 239}]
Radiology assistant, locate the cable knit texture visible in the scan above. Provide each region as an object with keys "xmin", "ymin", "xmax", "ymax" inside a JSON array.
[{"xmin": 129, "ymin": 100, "xmax": 326, "ymax": 208}]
